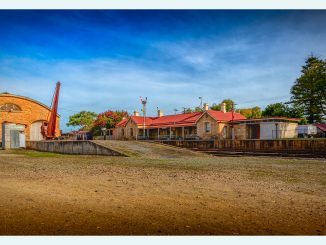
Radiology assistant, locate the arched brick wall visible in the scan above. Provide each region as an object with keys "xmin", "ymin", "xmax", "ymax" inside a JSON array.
[{"xmin": 0, "ymin": 93, "xmax": 60, "ymax": 141}]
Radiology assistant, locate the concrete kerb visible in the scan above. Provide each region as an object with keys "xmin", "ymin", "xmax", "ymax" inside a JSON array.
[{"xmin": 26, "ymin": 140, "xmax": 127, "ymax": 156}]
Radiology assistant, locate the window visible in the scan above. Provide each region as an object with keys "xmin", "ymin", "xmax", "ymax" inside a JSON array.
[
  {"xmin": 222, "ymin": 126, "xmax": 227, "ymax": 139},
  {"xmin": 130, "ymin": 128, "xmax": 133, "ymax": 137},
  {"xmin": 0, "ymin": 103, "xmax": 22, "ymax": 112},
  {"xmin": 204, "ymin": 122, "xmax": 211, "ymax": 133}
]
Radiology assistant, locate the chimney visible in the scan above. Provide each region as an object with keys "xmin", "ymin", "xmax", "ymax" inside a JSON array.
[
  {"xmin": 220, "ymin": 103, "xmax": 226, "ymax": 113},
  {"xmin": 133, "ymin": 111, "xmax": 139, "ymax": 116},
  {"xmin": 157, "ymin": 109, "xmax": 164, "ymax": 117},
  {"xmin": 203, "ymin": 103, "xmax": 209, "ymax": 111}
]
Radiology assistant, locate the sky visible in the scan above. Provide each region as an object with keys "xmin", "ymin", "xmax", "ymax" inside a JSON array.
[{"xmin": 0, "ymin": 10, "xmax": 326, "ymax": 132}]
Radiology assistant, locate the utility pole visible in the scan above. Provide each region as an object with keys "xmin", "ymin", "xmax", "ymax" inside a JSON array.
[
  {"xmin": 198, "ymin": 97, "xmax": 203, "ymax": 109},
  {"xmin": 140, "ymin": 96, "xmax": 147, "ymax": 139},
  {"xmin": 231, "ymin": 102, "xmax": 236, "ymax": 140}
]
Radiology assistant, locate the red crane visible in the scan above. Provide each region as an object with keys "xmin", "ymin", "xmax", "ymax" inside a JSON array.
[{"xmin": 41, "ymin": 81, "xmax": 61, "ymax": 139}]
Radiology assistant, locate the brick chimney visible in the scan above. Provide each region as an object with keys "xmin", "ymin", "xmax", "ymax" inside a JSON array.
[
  {"xmin": 133, "ymin": 111, "xmax": 139, "ymax": 116},
  {"xmin": 220, "ymin": 103, "xmax": 226, "ymax": 113},
  {"xmin": 203, "ymin": 103, "xmax": 209, "ymax": 111},
  {"xmin": 157, "ymin": 109, "xmax": 164, "ymax": 117}
]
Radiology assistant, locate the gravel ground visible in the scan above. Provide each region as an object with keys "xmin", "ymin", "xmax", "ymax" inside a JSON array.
[{"xmin": 0, "ymin": 149, "xmax": 325, "ymax": 235}]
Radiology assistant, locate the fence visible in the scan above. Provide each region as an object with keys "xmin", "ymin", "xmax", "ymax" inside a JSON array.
[
  {"xmin": 156, "ymin": 139, "xmax": 326, "ymax": 154},
  {"xmin": 271, "ymin": 129, "xmax": 325, "ymax": 139}
]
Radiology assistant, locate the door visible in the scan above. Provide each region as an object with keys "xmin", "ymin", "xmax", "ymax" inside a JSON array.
[
  {"xmin": 10, "ymin": 130, "xmax": 20, "ymax": 149},
  {"xmin": 247, "ymin": 124, "xmax": 260, "ymax": 139},
  {"xmin": 30, "ymin": 121, "xmax": 45, "ymax": 141},
  {"xmin": 19, "ymin": 132, "xmax": 26, "ymax": 148}
]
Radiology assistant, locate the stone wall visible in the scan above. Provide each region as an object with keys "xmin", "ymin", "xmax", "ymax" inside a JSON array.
[
  {"xmin": 234, "ymin": 124, "xmax": 246, "ymax": 140},
  {"xmin": 112, "ymin": 127, "xmax": 125, "ymax": 140},
  {"xmin": 26, "ymin": 140, "xmax": 125, "ymax": 156},
  {"xmin": 197, "ymin": 113, "xmax": 221, "ymax": 139},
  {"xmin": 124, "ymin": 119, "xmax": 139, "ymax": 140}
]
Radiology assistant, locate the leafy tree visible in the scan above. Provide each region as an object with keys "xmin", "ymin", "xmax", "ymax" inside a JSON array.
[
  {"xmin": 210, "ymin": 103, "xmax": 220, "ymax": 111},
  {"xmin": 66, "ymin": 111, "xmax": 97, "ymax": 131},
  {"xmin": 239, "ymin": 107, "xmax": 262, "ymax": 118},
  {"xmin": 251, "ymin": 106, "xmax": 262, "ymax": 118},
  {"xmin": 262, "ymin": 102, "xmax": 303, "ymax": 118},
  {"xmin": 238, "ymin": 108, "xmax": 252, "ymax": 118},
  {"xmin": 92, "ymin": 110, "xmax": 128, "ymax": 135},
  {"xmin": 262, "ymin": 103, "xmax": 288, "ymax": 117},
  {"xmin": 183, "ymin": 108, "xmax": 194, "ymax": 113},
  {"xmin": 290, "ymin": 55, "xmax": 326, "ymax": 123},
  {"xmin": 211, "ymin": 99, "xmax": 234, "ymax": 112},
  {"xmin": 194, "ymin": 106, "xmax": 203, "ymax": 112}
]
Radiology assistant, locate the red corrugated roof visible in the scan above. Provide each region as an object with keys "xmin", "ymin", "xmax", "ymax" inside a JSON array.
[
  {"xmin": 130, "ymin": 112, "xmax": 202, "ymax": 127},
  {"xmin": 206, "ymin": 110, "xmax": 246, "ymax": 121},
  {"xmin": 130, "ymin": 116, "xmax": 155, "ymax": 125},
  {"xmin": 122, "ymin": 110, "xmax": 245, "ymax": 128},
  {"xmin": 315, "ymin": 123, "xmax": 326, "ymax": 132},
  {"xmin": 116, "ymin": 117, "xmax": 128, "ymax": 127}
]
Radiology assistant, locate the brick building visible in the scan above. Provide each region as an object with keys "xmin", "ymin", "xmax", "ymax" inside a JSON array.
[{"xmin": 0, "ymin": 92, "xmax": 60, "ymax": 142}]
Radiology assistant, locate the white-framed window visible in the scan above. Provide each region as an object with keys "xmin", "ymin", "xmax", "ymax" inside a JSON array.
[{"xmin": 204, "ymin": 122, "xmax": 211, "ymax": 133}]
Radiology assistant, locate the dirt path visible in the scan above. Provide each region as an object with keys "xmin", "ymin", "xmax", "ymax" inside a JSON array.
[{"xmin": 0, "ymin": 150, "xmax": 325, "ymax": 235}]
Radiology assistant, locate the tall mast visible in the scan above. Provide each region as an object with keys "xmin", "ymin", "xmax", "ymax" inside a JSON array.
[
  {"xmin": 140, "ymin": 96, "xmax": 147, "ymax": 139},
  {"xmin": 47, "ymin": 81, "xmax": 61, "ymax": 138}
]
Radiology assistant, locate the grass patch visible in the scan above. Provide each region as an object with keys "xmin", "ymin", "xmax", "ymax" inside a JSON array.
[
  {"xmin": 11, "ymin": 150, "xmax": 64, "ymax": 158},
  {"xmin": 24, "ymin": 151, "xmax": 64, "ymax": 158}
]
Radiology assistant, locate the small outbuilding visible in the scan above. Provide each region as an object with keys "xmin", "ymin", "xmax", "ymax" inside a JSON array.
[{"xmin": 233, "ymin": 117, "xmax": 300, "ymax": 140}]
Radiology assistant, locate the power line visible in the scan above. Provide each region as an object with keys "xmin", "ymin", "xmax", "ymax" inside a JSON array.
[{"xmin": 237, "ymin": 95, "xmax": 290, "ymax": 105}]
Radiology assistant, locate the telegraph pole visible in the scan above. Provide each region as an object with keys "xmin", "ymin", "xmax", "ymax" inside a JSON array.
[
  {"xmin": 231, "ymin": 102, "xmax": 234, "ymax": 140},
  {"xmin": 198, "ymin": 97, "xmax": 203, "ymax": 109},
  {"xmin": 231, "ymin": 102, "xmax": 237, "ymax": 140},
  {"xmin": 140, "ymin": 96, "xmax": 147, "ymax": 139}
]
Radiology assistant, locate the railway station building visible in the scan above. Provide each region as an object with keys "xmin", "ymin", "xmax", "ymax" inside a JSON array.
[{"xmin": 113, "ymin": 103, "xmax": 300, "ymax": 141}]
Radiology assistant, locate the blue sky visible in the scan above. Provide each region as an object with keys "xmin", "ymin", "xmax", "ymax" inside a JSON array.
[{"xmin": 0, "ymin": 10, "xmax": 326, "ymax": 132}]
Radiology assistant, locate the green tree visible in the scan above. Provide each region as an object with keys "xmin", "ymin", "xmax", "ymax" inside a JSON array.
[
  {"xmin": 66, "ymin": 111, "xmax": 97, "ymax": 131},
  {"xmin": 251, "ymin": 106, "xmax": 262, "ymax": 118},
  {"xmin": 211, "ymin": 99, "xmax": 234, "ymax": 112},
  {"xmin": 194, "ymin": 106, "xmax": 203, "ymax": 112},
  {"xmin": 238, "ymin": 108, "xmax": 252, "ymax": 118},
  {"xmin": 183, "ymin": 108, "xmax": 194, "ymax": 113},
  {"xmin": 239, "ymin": 107, "xmax": 262, "ymax": 118},
  {"xmin": 290, "ymin": 55, "xmax": 326, "ymax": 123},
  {"xmin": 262, "ymin": 102, "xmax": 303, "ymax": 118},
  {"xmin": 238, "ymin": 107, "xmax": 262, "ymax": 118},
  {"xmin": 262, "ymin": 103, "xmax": 288, "ymax": 117}
]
